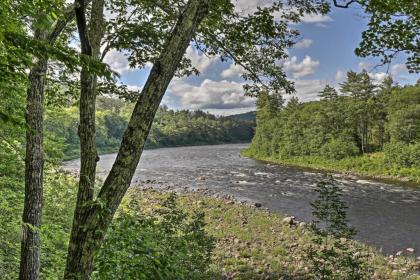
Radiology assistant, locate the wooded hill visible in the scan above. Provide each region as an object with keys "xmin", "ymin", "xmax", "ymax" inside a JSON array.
[
  {"xmin": 45, "ymin": 97, "xmax": 255, "ymax": 159},
  {"xmin": 245, "ymin": 72, "xmax": 420, "ymax": 182}
]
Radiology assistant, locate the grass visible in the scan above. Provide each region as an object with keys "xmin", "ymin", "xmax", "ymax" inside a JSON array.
[
  {"xmin": 241, "ymin": 149, "xmax": 420, "ymax": 185},
  {"xmin": 133, "ymin": 189, "xmax": 420, "ymax": 279}
]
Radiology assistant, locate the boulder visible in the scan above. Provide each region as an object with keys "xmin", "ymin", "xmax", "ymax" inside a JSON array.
[
  {"xmin": 282, "ymin": 216, "xmax": 295, "ymax": 225},
  {"xmin": 406, "ymin": 248, "xmax": 415, "ymax": 253}
]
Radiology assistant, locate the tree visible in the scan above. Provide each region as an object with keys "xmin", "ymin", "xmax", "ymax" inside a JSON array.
[
  {"xmin": 16, "ymin": 3, "xmax": 76, "ymax": 279},
  {"xmin": 306, "ymin": 175, "xmax": 372, "ymax": 279},
  {"xmin": 63, "ymin": 1, "xmax": 330, "ymax": 278},
  {"xmin": 333, "ymin": 0, "xmax": 419, "ymax": 72},
  {"xmin": 319, "ymin": 84, "xmax": 338, "ymax": 100},
  {"xmin": 340, "ymin": 71, "xmax": 376, "ymax": 153}
]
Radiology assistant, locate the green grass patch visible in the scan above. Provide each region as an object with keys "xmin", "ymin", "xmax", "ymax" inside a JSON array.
[{"xmin": 138, "ymin": 190, "xmax": 420, "ymax": 279}]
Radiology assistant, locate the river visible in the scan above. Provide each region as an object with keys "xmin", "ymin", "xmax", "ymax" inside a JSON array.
[{"xmin": 62, "ymin": 143, "xmax": 420, "ymax": 256}]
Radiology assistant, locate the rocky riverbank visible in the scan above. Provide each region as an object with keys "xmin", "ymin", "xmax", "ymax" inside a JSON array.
[{"xmin": 131, "ymin": 185, "xmax": 420, "ymax": 279}]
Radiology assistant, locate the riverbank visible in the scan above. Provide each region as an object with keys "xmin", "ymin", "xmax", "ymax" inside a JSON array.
[
  {"xmin": 136, "ymin": 188, "xmax": 420, "ymax": 279},
  {"xmin": 62, "ymin": 141, "xmax": 252, "ymax": 161},
  {"xmin": 241, "ymin": 149, "xmax": 420, "ymax": 186}
]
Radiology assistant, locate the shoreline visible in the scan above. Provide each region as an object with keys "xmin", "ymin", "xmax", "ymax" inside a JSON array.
[
  {"xmin": 62, "ymin": 141, "xmax": 252, "ymax": 161},
  {"xmin": 241, "ymin": 151, "xmax": 420, "ymax": 188},
  {"xmin": 129, "ymin": 187, "xmax": 420, "ymax": 279}
]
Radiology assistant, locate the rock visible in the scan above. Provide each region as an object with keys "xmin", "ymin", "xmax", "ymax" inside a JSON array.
[
  {"xmin": 298, "ymin": 222, "xmax": 306, "ymax": 227},
  {"xmin": 254, "ymin": 202, "xmax": 262, "ymax": 208},
  {"xmin": 226, "ymin": 200, "xmax": 235, "ymax": 205},
  {"xmin": 197, "ymin": 176, "xmax": 206, "ymax": 181},
  {"xmin": 282, "ymin": 216, "xmax": 295, "ymax": 225},
  {"xmin": 396, "ymin": 251, "xmax": 403, "ymax": 256},
  {"xmin": 406, "ymin": 248, "xmax": 415, "ymax": 253}
]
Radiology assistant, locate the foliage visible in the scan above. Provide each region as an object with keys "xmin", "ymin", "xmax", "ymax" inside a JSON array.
[
  {"xmin": 0, "ymin": 173, "xmax": 214, "ymax": 279},
  {"xmin": 93, "ymin": 193, "xmax": 214, "ymax": 280},
  {"xmin": 45, "ymin": 98, "xmax": 255, "ymax": 159},
  {"xmin": 306, "ymin": 175, "xmax": 373, "ymax": 280},
  {"xmin": 352, "ymin": 0, "xmax": 420, "ymax": 72},
  {"xmin": 384, "ymin": 141, "xmax": 420, "ymax": 168},
  {"xmin": 245, "ymin": 73, "xmax": 420, "ymax": 182},
  {"xmin": 321, "ymin": 139, "xmax": 359, "ymax": 160}
]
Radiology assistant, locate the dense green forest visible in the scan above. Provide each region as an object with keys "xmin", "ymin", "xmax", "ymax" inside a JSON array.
[
  {"xmin": 45, "ymin": 97, "xmax": 254, "ymax": 159},
  {"xmin": 1, "ymin": 0, "xmax": 419, "ymax": 279},
  {"xmin": 244, "ymin": 72, "xmax": 420, "ymax": 182}
]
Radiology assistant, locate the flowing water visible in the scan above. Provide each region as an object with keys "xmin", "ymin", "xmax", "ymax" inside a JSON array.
[{"xmin": 62, "ymin": 143, "xmax": 420, "ymax": 255}]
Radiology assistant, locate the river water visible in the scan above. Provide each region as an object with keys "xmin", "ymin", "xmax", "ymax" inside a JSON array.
[{"xmin": 62, "ymin": 143, "xmax": 420, "ymax": 256}]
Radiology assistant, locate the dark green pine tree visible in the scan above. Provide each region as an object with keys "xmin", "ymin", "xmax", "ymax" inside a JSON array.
[
  {"xmin": 319, "ymin": 84, "xmax": 338, "ymax": 100},
  {"xmin": 306, "ymin": 175, "xmax": 372, "ymax": 280}
]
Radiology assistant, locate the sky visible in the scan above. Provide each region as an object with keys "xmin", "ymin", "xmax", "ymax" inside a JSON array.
[{"xmin": 104, "ymin": 0, "xmax": 420, "ymax": 116}]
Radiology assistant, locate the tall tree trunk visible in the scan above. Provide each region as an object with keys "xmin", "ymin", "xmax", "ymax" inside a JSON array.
[
  {"xmin": 65, "ymin": 0, "xmax": 104, "ymax": 278},
  {"xmin": 19, "ymin": 29, "xmax": 48, "ymax": 280},
  {"xmin": 18, "ymin": 5, "xmax": 79, "ymax": 280},
  {"xmin": 63, "ymin": 1, "xmax": 209, "ymax": 278}
]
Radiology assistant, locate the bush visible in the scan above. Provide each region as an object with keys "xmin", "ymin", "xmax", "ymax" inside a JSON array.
[
  {"xmin": 93, "ymin": 193, "xmax": 214, "ymax": 280},
  {"xmin": 321, "ymin": 139, "xmax": 359, "ymax": 160},
  {"xmin": 384, "ymin": 141, "xmax": 420, "ymax": 168},
  {"xmin": 306, "ymin": 175, "xmax": 373, "ymax": 280}
]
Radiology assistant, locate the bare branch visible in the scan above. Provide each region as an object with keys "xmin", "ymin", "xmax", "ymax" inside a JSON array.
[{"xmin": 332, "ymin": 0, "xmax": 361, "ymax": 8}]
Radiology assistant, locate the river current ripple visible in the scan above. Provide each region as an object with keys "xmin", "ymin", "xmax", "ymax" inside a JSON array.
[{"xmin": 62, "ymin": 143, "xmax": 420, "ymax": 256}]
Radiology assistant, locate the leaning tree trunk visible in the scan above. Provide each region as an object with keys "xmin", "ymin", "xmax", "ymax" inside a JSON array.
[
  {"xmin": 64, "ymin": 0, "xmax": 104, "ymax": 279},
  {"xmin": 19, "ymin": 29, "xmax": 48, "ymax": 280},
  {"xmin": 63, "ymin": 1, "xmax": 209, "ymax": 278}
]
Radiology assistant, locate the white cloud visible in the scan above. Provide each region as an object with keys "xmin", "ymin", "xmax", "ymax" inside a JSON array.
[
  {"xmin": 185, "ymin": 46, "xmax": 218, "ymax": 74},
  {"xmin": 103, "ymin": 50, "xmax": 132, "ymax": 74},
  {"xmin": 358, "ymin": 61, "xmax": 372, "ymax": 71},
  {"xmin": 221, "ymin": 63, "xmax": 246, "ymax": 78},
  {"xmin": 283, "ymin": 56, "xmax": 320, "ymax": 78},
  {"xmin": 357, "ymin": 62, "xmax": 409, "ymax": 84},
  {"xmin": 368, "ymin": 72, "xmax": 388, "ymax": 84},
  {"xmin": 286, "ymin": 79, "xmax": 327, "ymax": 102},
  {"xmin": 294, "ymin": 38, "xmax": 314, "ymax": 49},
  {"xmin": 335, "ymin": 70, "xmax": 345, "ymax": 81},
  {"xmin": 234, "ymin": 0, "xmax": 332, "ymax": 26},
  {"xmin": 390, "ymin": 64, "xmax": 407, "ymax": 76},
  {"xmin": 301, "ymin": 14, "xmax": 333, "ymax": 24},
  {"xmin": 169, "ymin": 79, "xmax": 255, "ymax": 109}
]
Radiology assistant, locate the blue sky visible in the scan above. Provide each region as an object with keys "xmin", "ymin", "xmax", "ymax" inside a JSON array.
[{"xmin": 104, "ymin": 1, "xmax": 419, "ymax": 116}]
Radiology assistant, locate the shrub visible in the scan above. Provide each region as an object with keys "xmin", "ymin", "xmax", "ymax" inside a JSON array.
[
  {"xmin": 306, "ymin": 175, "xmax": 373, "ymax": 280},
  {"xmin": 321, "ymin": 139, "xmax": 359, "ymax": 160},
  {"xmin": 384, "ymin": 141, "xmax": 420, "ymax": 168},
  {"xmin": 93, "ymin": 193, "xmax": 214, "ymax": 280}
]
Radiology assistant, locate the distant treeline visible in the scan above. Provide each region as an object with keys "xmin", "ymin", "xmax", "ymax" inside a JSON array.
[
  {"xmin": 244, "ymin": 71, "xmax": 420, "ymax": 181},
  {"xmin": 45, "ymin": 97, "xmax": 255, "ymax": 159}
]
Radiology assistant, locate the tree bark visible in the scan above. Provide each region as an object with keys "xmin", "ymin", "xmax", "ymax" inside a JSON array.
[
  {"xmin": 19, "ymin": 5, "xmax": 78, "ymax": 280},
  {"xmin": 63, "ymin": 1, "xmax": 209, "ymax": 278},
  {"xmin": 19, "ymin": 29, "xmax": 48, "ymax": 280},
  {"xmin": 64, "ymin": 0, "xmax": 104, "ymax": 278}
]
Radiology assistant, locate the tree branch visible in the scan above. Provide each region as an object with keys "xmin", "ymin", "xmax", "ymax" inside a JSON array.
[
  {"xmin": 332, "ymin": 0, "xmax": 361, "ymax": 8},
  {"xmin": 74, "ymin": 0, "xmax": 92, "ymax": 55}
]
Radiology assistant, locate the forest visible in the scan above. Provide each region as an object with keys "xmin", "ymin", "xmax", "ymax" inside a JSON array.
[
  {"xmin": 1, "ymin": 0, "xmax": 419, "ymax": 279},
  {"xmin": 45, "ymin": 97, "xmax": 254, "ymax": 159},
  {"xmin": 244, "ymin": 72, "xmax": 420, "ymax": 182}
]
